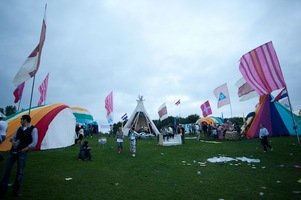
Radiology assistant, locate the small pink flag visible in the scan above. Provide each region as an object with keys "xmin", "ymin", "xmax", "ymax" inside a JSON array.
[{"xmin": 38, "ymin": 73, "xmax": 49, "ymax": 106}]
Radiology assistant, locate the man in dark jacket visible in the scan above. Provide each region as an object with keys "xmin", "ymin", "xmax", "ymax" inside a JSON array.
[{"xmin": 0, "ymin": 115, "xmax": 38, "ymax": 198}]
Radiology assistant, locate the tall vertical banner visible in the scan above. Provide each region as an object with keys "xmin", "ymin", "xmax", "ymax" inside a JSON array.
[
  {"xmin": 239, "ymin": 41, "xmax": 286, "ymax": 95},
  {"xmin": 13, "ymin": 4, "xmax": 47, "ymax": 86},
  {"xmin": 105, "ymin": 91, "xmax": 113, "ymax": 124},
  {"xmin": 158, "ymin": 103, "xmax": 168, "ymax": 121},
  {"xmin": 213, "ymin": 83, "xmax": 231, "ymax": 108},
  {"xmin": 200, "ymin": 100, "xmax": 212, "ymax": 117},
  {"xmin": 38, "ymin": 73, "xmax": 49, "ymax": 106},
  {"xmin": 13, "ymin": 82, "xmax": 25, "ymax": 103}
]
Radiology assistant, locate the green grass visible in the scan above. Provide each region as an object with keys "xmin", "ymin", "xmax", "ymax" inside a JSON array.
[{"xmin": 0, "ymin": 135, "xmax": 301, "ymax": 200}]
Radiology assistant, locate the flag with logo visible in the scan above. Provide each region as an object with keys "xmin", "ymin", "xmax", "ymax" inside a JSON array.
[
  {"xmin": 158, "ymin": 103, "xmax": 168, "ymax": 121},
  {"xmin": 213, "ymin": 83, "xmax": 230, "ymax": 108},
  {"xmin": 175, "ymin": 99, "xmax": 180, "ymax": 106},
  {"xmin": 13, "ymin": 82, "xmax": 25, "ymax": 103},
  {"xmin": 235, "ymin": 77, "xmax": 259, "ymax": 101},
  {"xmin": 105, "ymin": 91, "xmax": 113, "ymax": 124},
  {"xmin": 13, "ymin": 5, "xmax": 47, "ymax": 86},
  {"xmin": 121, "ymin": 113, "xmax": 128, "ymax": 121},
  {"xmin": 200, "ymin": 100, "xmax": 212, "ymax": 117},
  {"xmin": 38, "ymin": 73, "xmax": 49, "ymax": 106},
  {"xmin": 239, "ymin": 41, "xmax": 286, "ymax": 95}
]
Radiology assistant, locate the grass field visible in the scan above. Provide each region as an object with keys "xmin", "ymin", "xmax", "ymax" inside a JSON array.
[{"xmin": 0, "ymin": 134, "xmax": 300, "ymax": 200}]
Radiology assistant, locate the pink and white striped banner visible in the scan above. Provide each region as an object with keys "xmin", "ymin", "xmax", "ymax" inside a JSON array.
[{"xmin": 239, "ymin": 41, "xmax": 286, "ymax": 96}]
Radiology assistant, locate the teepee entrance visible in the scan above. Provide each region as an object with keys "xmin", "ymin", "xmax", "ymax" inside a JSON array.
[{"xmin": 123, "ymin": 95, "xmax": 160, "ymax": 136}]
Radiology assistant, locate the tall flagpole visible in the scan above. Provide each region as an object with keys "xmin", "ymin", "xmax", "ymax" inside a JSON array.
[
  {"xmin": 229, "ymin": 102, "xmax": 233, "ymax": 118},
  {"xmin": 17, "ymin": 94, "xmax": 22, "ymax": 112},
  {"xmin": 178, "ymin": 104, "xmax": 181, "ymax": 124},
  {"xmin": 28, "ymin": 4, "xmax": 47, "ymax": 116},
  {"xmin": 28, "ymin": 75, "xmax": 36, "ymax": 116},
  {"xmin": 286, "ymin": 88, "xmax": 300, "ymax": 144}
]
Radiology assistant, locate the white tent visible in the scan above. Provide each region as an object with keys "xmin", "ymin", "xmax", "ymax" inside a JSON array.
[
  {"xmin": 0, "ymin": 104, "xmax": 76, "ymax": 151},
  {"xmin": 123, "ymin": 95, "xmax": 160, "ymax": 136}
]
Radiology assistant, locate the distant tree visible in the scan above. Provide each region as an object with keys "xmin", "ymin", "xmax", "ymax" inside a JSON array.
[
  {"xmin": 113, "ymin": 121, "xmax": 123, "ymax": 134},
  {"xmin": 5, "ymin": 105, "xmax": 17, "ymax": 116},
  {"xmin": 186, "ymin": 114, "xmax": 200, "ymax": 124},
  {"xmin": 0, "ymin": 108, "xmax": 4, "ymax": 115}
]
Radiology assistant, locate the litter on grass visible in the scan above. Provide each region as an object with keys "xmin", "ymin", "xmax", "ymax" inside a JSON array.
[
  {"xmin": 65, "ymin": 178, "xmax": 72, "ymax": 181},
  {"xmin": 207, "ymin": 156, "xmax": 260, "ymax": 163}
]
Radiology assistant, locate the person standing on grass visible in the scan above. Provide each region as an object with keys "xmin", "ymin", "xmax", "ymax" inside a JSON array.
[
  {"xmin": 259, "ymin": 123, "xmax": 273, "ymax": 152},
  {"xmin": 0, "ymin": 115, "xmax": 38, "ymax": 198},
  {"xmin": 116, "ymin": 127, "xmax": 124, "ymax": 153},
  {"xmin": 129, "ymin": 127, "xmax": 138, "ymax": 157},
  {"xmin": 177, "ymin": 124, "xmax": 185, "ymax": 144},
  {"xmin": 0, "ymin": 116, "xmax": 8, "ymax": 162}
]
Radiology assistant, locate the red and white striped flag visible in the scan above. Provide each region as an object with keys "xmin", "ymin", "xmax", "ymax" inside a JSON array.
[
  {"xmin": 200, "ymin": 100, "xmax": 212, "ymax": 117},
  {"xmin": 105, "ymin": 91, "xmax": 113, "ymax": 123},
  {"xmin": 235, "ymin": 77, "xmax": 259, "ymax": 101},
  {"xmin": 175, "ymin": 99, "xmax": 180, "ymax": 106},
  {"xmin": 13, "ymin": 82, "xmax": 25, "ymax": 103},
  {"xmin": 38, "ymin": 73, "xmax": 49, "ymax": 106},
  {"xmin": 13, "ymin": 4, "xmax": 47, "ymax": 86},
  {"xmin": 239, "ymin": 41, "xmax": 286, "ymax": 95},
  {"xmin": 158, "ymin": 103, "xmax": 168, "ymax": 121}
]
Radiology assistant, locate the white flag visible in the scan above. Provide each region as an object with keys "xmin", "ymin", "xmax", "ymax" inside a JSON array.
[
  {"xmin": 213, "ymin": 83, "xmax": 231, "ymax": 108},
  {"xmin": 13, "ymin": 5, "xmax": 47, "ymax": 86},
  {"xmin": 158, "ymin": 103, "xmax": 168, "ymax": 121},
  {"xmin": 235, "ymin": 77, "xmax": 259, "ymax": 101}
]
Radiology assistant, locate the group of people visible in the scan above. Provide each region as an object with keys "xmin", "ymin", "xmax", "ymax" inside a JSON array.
[
  {"xmin": 160, "ymin": 124, "xmax": 186, "ymax": 143},
  {"xmin": 193, "ymin": 122, "xmax": 243, "ymax": 141},
  {"xmin": 0, "ymin": 113, "xmax": 273, "ymax": 199},
  {"xmin": 115, "ymin": 126, "xmax": 138, "ymax": 157}
]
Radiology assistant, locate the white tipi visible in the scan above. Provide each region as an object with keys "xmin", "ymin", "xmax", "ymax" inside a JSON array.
[{"xmin": 123, "ymin": 95, "xmax": 160, "ymax": 136}]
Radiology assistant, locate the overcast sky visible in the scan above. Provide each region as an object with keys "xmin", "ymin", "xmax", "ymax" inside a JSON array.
[{"xmin": 1, "ymin": 0, "xmax": 300, "ymax": 125}]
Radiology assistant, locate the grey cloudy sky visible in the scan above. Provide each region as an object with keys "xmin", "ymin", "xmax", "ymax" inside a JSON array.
[{"xmin": 1, "ymin": 0, "xmax": 300, "ymax": 125}]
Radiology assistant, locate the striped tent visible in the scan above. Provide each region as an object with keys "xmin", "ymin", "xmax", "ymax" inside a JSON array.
[
  {"xmin": 0, "ymin": 104, "xmax": 76, "ymax": 151},
  {"xmin": 71, "ymin": 107, "xmax": 94, "ymax": 124},
  {"xmin": 196, "ymin": 117, "xmax": 224, "ymax": 125},
  {"xmin": 244, "ymin": 94, "xmax": 301, "ymax": 138}
]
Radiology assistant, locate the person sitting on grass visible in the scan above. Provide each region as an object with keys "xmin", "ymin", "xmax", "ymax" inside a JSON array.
[{"xmin": 78, "ymin": 141, "xmax": 91, "ymax": 160}]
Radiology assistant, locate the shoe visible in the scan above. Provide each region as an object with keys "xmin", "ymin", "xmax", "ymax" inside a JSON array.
[
  {"xmin": 132, "ymin": 154, "xmax": 135, "ymax": 157},
  {"xmin": 263, "ymin": 151, "xmax": 267, "ymax": 153},
  {"xmin": 271, "ymin": 148, "xmax": 273, "ymax": 151}
]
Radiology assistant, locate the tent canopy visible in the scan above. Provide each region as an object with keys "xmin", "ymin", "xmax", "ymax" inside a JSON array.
[
  {"xmin": 0, "ymin": 104, "xmax": 76, "ymax": 151},
  {"xmin": 71, "ymin": 106, "xmax": 94, "ymax": 124},
  {"xmin": 244, "ymin": 94, "xmax": 301, "ymax": 138},
  {"xmin": 196, "ymin": 116, "xmax": 224, "ymax": 125}
]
